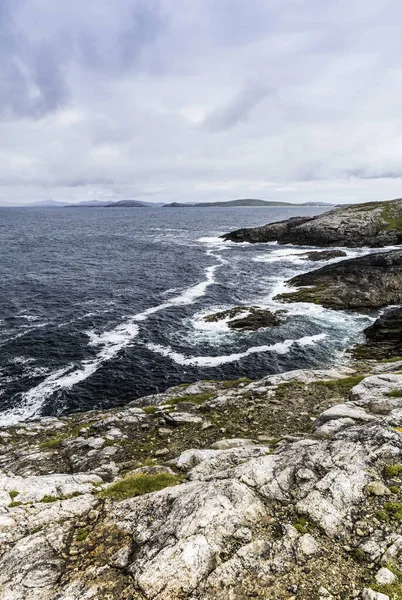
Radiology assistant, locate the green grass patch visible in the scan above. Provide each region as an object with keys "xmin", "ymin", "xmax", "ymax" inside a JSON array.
[
  {"xmin": 76, "ymin": 528, "xmax": 89, "ymax": 542},
  {"xmin": 99, "ymin": 472, "xmax": 183, "ymax": 501},
  {"xmin": 387, "ymin": 390, "xmax": 402, "ymax": 398},
  {"xmin": 376, "ymin": 510, "xmax": 389, "ymax": 522},
  {"xmin": 381, "ymin": 356, "xmax": 402, "ymax": 363},
  {"xmin": 38, "ymin": 422, "xmax": 93, "ymax": 450},
  {"xmin": 390, "ymin": 486, "xmax": 400, "ymax": 495},
  {"xmin": 9, "ymin": 501, "xmax": 23, "ymax": 508},
  {"xmin": 314, "ymin": 375, "xmax": 366, "ymax": 393},
  {"xmin": 385, "ymin": 465, "xmax": 402, "ymax": 478},
  {"xmin": 293, "ymin": 517, "xmax": 309, "ymax": 534},
  {"xmin": 40, "ymin": 495, "xmax": 59, "ymax": 503},
  {"xmin": 383, "ymin": 501, "xmax": 402, "ymax": 521},
  {"xmin": 39, "ymin": 436, "xmax": 65, "ymax": 450},
  {"xmin": 381, "ymin": 204, "xmax": 402, "ymax": 231},
  {"xmin": 221, "ymin": 377, "xmax": 252, "ymax": 388},
  {"xmin": 275, "ymin": 285, "xmax": 325, "ymax": 305},
  {"xmin": 9, "ymin": 490, "xmax": 19, "ymax": 500},
  {"xmin": 350, "ymin": 548, "xmax": 367, "ymax": 563},
  {"xmin": 142, "ymin": 406, "xmax": 156, "ymax": 415}
]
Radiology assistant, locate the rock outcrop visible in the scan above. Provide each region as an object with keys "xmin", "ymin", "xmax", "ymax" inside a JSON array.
[
  {"xmin": 353, "ymin": 307, "xmax": 402, "ymax": 360},
  {"xmin": 1, "ymin": 362, "xmax": 402, "ymax": 598},
  {"xmin": 221, "ymin": 198, "xmax": 402, "ymax": 247},
  {"xmin": 275, "ymin": 249, "xmax": 402, "ymax": 310},
  {"xmin": 300, "ymin": 250, "xmax": 347, "ymax": 261},
  {"xmin": 204, "ymin": 306, "xmax": 284, "ymax": 330}
]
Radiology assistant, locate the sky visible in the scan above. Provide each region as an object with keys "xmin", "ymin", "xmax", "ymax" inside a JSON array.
[{"xmin": 1, "ymin": 0, "xmax": 402, "ymax": 205}]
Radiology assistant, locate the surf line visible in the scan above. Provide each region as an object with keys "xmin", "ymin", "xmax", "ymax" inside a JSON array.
[
  {"xmin": 147, "ymin": 333, "xmax": 327, "ymax": 367},
  {"xmin": 0, "ymin": 250, "xmax": 226, "ymax": 426}
]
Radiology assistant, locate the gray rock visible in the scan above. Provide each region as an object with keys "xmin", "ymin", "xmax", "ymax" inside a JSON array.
[
  {"xmin": 366, "ymin": 482, "xmax": 391, "ymax": 496},
  {"xmin": 315, "ymin": 404, "xmax": 377, "ymax": 428},
  {"xmin": 167, "ymin": 412, "xmax": 203, "ymax": 425},
  {"xmin": 375, "ymin": 567, "xmax": 396, "ymax": 585},
  {"xmin": 361, "ymin": 589, "xmax": 390, "ymax": 600},
  {"xmin": 211, "ymin": 438, "xmax": 255, "ymax": 450}
]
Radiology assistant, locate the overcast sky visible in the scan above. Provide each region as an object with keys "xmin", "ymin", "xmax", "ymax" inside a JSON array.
[{"xmin": 1, "ymin": 0, "xmax": 402, "ymax": 205}]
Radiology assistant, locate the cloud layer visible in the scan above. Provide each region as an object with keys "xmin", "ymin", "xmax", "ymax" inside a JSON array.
[{"xmin": 1, "ymin": 0, "xmax": 402, "ymax": 205}]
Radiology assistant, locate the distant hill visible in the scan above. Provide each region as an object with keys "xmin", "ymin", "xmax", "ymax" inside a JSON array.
[
  {"xmin": 25, "ymin": 199, "xmax": 163, "ymax": 208},
  {"xmin": 15, "ymin": 198, "xmax": 335, "ymax": 208},
  {"xmin": 102, "ymin": 200, "xmax": 165, "ymax": 207},
  {"xmin": 106, "ymin": 200, "xmax": 150, "ymax": 207},
  {"xmin": 163, "ymin": 199, "xmax": 334, "ymax": 208}
]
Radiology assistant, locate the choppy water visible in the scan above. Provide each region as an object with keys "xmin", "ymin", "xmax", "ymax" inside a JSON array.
[{"xmin": 0, "ymin": 206, "xmax": 377, "ymax": 425}]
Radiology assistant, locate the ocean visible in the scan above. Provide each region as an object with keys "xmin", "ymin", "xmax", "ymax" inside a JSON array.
[{"xmin": 0, "ymin": 206, "xmax": 375, "ymax": 425}]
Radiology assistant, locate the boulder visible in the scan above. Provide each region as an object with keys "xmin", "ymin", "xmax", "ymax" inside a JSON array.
[{"xmin": 301, "ymin": 250, "xmax": 348, "ymax": 261}]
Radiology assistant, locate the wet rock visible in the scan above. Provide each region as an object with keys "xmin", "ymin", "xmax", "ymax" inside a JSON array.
[
  {"xmin": 275, "ymin": 250, "xmax": 402, "ymax": 310},
  {"xmin": 204, "ymin": 306, "xmax": 283, "ymax": 330},
  {"xmin": 301, "ymin": 250, "xmax": 348, "ymax": 261},
  {"xmin": 353, "ymin": 306, "xmax": 402, "ymax": 359}
]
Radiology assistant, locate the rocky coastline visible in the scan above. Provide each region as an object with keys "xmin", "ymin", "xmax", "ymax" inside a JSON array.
[
  {"xmin": 221, "ymin": 198, "xmax": 402, "ymax": 247},
  {"xmin": 2, "ymin": 199, "xmax": 402, "ymax": 599},
  {"xmin": 275, "ymin": 249, "xmax": 402, "ymax": 310}
]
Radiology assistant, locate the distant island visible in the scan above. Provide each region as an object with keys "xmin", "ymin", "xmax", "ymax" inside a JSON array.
[
  {"xmin": 14, "ymin": 198, "xmax": 335, "ymax": 208},
  {"xmin": 163, "ymin": 199, "xmax": 335, "ymax": 208}
]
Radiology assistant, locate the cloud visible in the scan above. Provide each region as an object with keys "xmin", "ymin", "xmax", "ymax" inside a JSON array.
[
  {"xmin": 1, "ymin": 0, "xmax": 402, "ymax": 204},
  {"xmin": 204, "ymin": 83, "xmax": 275, "ymax": 131},
  {"xmin": 0, "ymin": 0, "xmax": 167, "ymax": 119}
]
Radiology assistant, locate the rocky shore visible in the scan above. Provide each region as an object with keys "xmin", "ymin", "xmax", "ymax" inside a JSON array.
[
  {"xmin": 275, "ymin": 249, "xmax": 402, "ymax": 310},
  {"xmin": 221, "ymin": 198, "xmax": 402, "ymax": 247},
  {"xmin": 3, "ymin": 199, "xmax": 402, "ymax": 599},
  {"xmin": 2, "ymin": 353, "xmax": 402, "ymax": 599}
]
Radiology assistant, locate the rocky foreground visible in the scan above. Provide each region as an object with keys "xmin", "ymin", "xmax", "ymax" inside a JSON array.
[
  {"xmin": 221, "ymin": 198, "xmax": 402, "ymax": 247},
  {"xmin": 2, "ymin": 346, "xmax": 402, "ymax": 599}
]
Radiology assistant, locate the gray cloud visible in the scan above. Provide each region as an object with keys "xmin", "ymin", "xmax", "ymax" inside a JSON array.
[
  {"xmin": 0, "ymin": 0, "xmax": 166, "ymax": 119},
  {"xmin": 1, "ymin": 0, "xmax": 402, "ymax": 204},
  {"xmin": 204, "ymin": 83, "xmax": 275, "ymax": 131}
]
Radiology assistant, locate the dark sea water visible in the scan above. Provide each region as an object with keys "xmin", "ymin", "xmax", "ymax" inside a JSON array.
[{"xmin": 0, "ymin": 206, "xmax": 375, "ymax": 425}]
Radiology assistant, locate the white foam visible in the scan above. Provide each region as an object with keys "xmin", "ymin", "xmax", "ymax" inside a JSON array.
[
  {"xmin": 19, "ymin": 314, "xmax": 41, "ymax": 321},
  {"xmin": 9, "ymin": 356, "xmax": 36, "ymax": 366},
  {"xmin": 1, "ymin": 255, "xmax": 225, "ymax": 425},
  {"xmin": 147, "ymin": 333, "xmax": 327, "ymax": 367}
]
